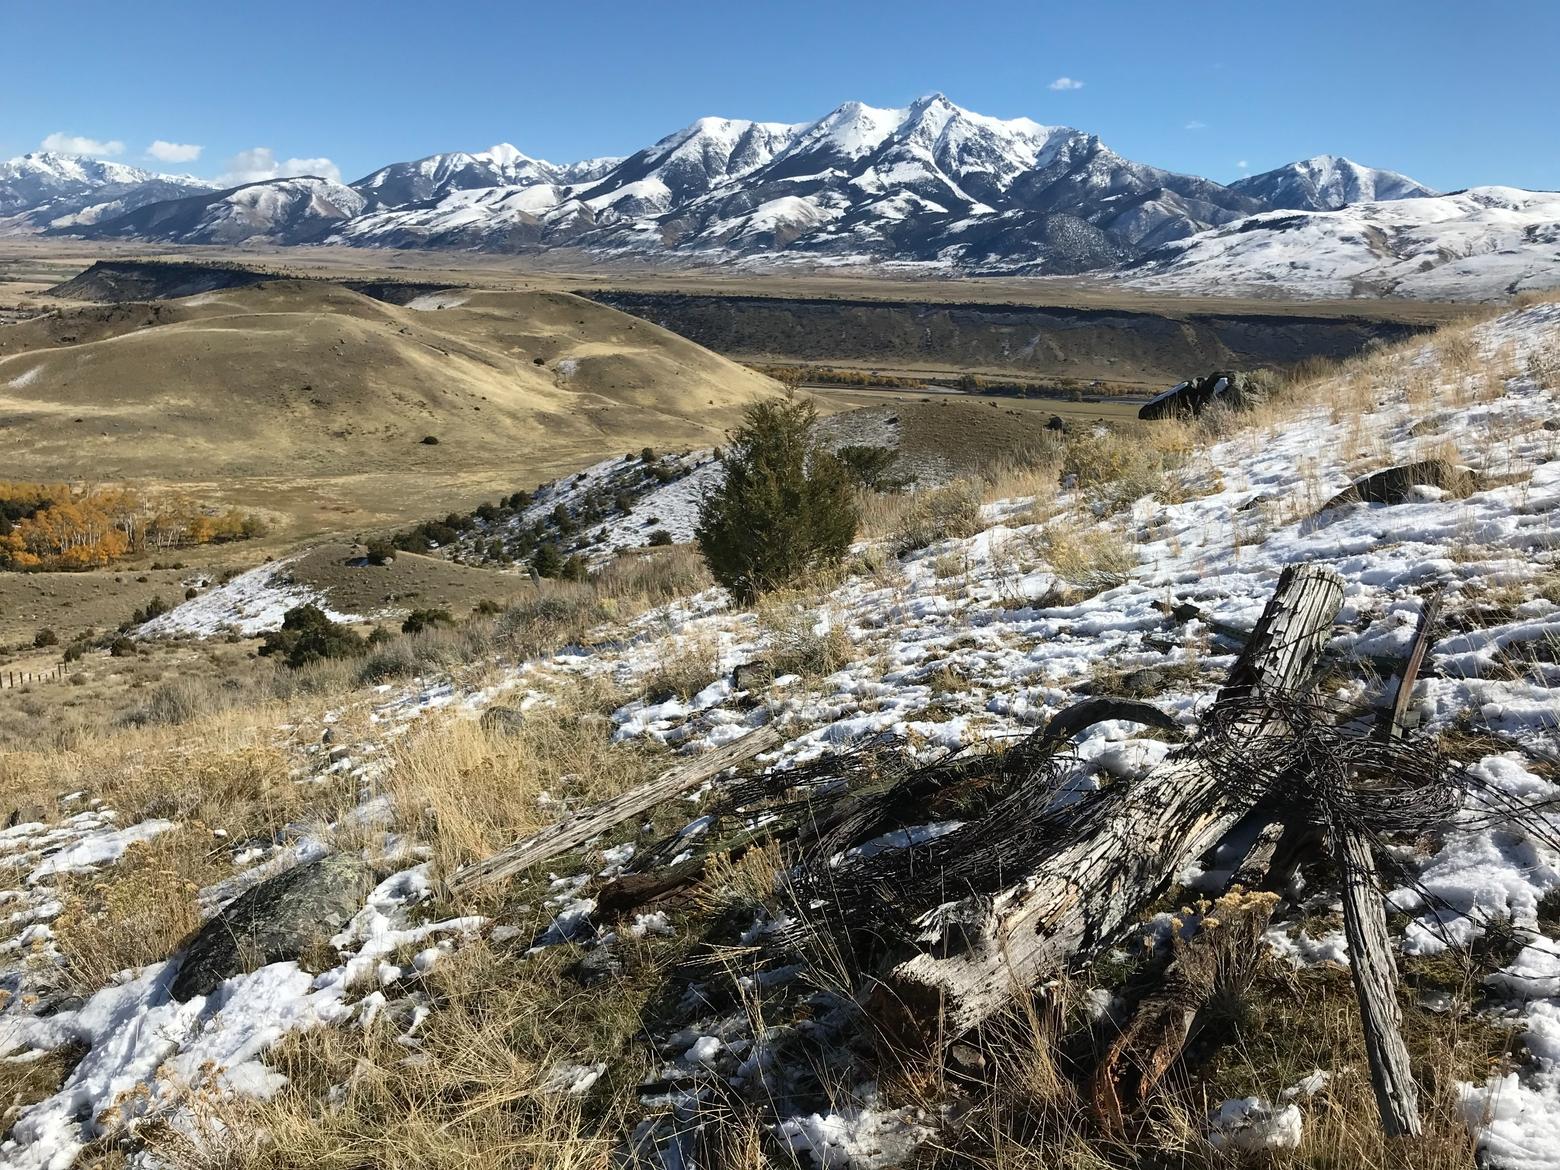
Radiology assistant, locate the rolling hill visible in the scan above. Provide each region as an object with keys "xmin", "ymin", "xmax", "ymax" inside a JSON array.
[{"xmin": 0, "ymin": 280, "xmax": 780, "ymax": 531}]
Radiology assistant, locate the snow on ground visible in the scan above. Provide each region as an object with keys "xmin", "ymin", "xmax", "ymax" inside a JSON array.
[
  {"xmin": 448, "ymin": 451, "xmax": 723, "ymax": 566},
  {"xmin": 137, "ymin": 555, "xmax": 365, "ymax": 638},
  {"xmin": 0, "ymin": 828, "xmax": 484, "ymax": 1169},
  {"xmin": 404, "ymin": 290, "xmax": 469, "ymax": 311},
  {"xmin": 3, "ymin": 301, "xmax": 1560, "ymax": 1166}
]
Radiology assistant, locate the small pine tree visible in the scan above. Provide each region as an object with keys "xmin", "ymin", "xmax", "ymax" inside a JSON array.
[
  {"xmin": 532, "ymin": 542, "xmax": 565, "ymax": 578},
  {"xmin": 401, "ymin": 607, "xmax": 454, "ymax": 634},
  {"xmin": 695, "ymin": 396, "xmax": 859, "ymax": 604},
  {"xmin": 258, "ymin": 604, "xmax": 365, "ymax": 668}
]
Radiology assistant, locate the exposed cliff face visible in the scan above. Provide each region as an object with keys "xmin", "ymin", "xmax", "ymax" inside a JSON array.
[{"xmin": 589, "ymin": 291, "xmax": 1432, "ymax": 387}]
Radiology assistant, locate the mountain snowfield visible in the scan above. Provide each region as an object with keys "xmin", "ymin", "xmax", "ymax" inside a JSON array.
[
  {"xmin": 4, "ymin": 299, "xmax": 1560, "ymax": 1167},
  {"xmin": 69, "ymin": 176, "xmax": 370, "ymax": 245},
  {"xmin": 0, "ymin": 151, "xmax": 215, "ymax": 233},
  {"xmin": 12, "ymin": 96, "xmax": 1550, "ymax": 298},
  {"xmin": 1126, "ymin": 186, "xmax": 1560, "ymax": 300}
]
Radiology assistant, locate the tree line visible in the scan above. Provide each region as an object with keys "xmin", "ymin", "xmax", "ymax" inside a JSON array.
[{"xmin": 0, "ymin": 482, "xmax": 265, "ymax": 571}]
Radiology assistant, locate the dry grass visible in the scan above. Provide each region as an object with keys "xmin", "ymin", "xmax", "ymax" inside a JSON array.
[
  {"xmin": 49, "ymin": 825, "xmax": 217, "ymax": 993},
  {"xmin": 1028, "ymin": 518, "xmax": 1138, "ymax": 587},
  {"xmin": 6, "ymin": 299, "xmax": 1549, "ymax": 1169},
  {"xmin": 145, "ymin": 941, "xmax": 659, "ymax": 1170},
  {"xmin": 638, "ymin": 629, "xmax": 722, "ymax": 703},
  {"xmin": 890, "ymin": 480, "xmax": 987, "ymax": 554},
  {"xmin": 754, "ymin": 592, "xmax": 853, "ymax": 680},
  {"xmin": 0, "ymin": 703, "xmax": 352, "ymax": 840},
  {"xmin": 385, "ymin": 689, "xmax": 662, "ymax": 884}
]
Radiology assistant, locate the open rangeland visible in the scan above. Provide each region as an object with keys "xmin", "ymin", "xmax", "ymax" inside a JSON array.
[{"xmin": 1, "ymin": 289, "xmax": 1557, "ymax": 1168}]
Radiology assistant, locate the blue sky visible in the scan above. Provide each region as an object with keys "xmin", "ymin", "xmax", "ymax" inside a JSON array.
[{"xmin": 3, "ymin": 0, "xmax": 1555, "ymax": 192}]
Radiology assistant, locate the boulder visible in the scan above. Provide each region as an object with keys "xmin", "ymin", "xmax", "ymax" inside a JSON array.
[
  {"xmin": 1320, "ymin": 459, "xmax": 1479, "ymax": 512},
  {"xmin": 479, "ymin": 705, "xmax": 527, "ymax": 737},
  {"xmin": 171, "ymin": 853, "xmax": 374, "ymax": 1001},
  {"xmin": 731, "ymin": 661, "xmax": 773, "ymax": 693},
  {"xmin": 1139, "ymin": 370, "xmax": 1267, "ymax": 421}
]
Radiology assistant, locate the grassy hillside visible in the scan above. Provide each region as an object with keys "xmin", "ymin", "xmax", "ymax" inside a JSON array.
[
  {"xmin": 0, "ymin": 281, "xmax": 779, "ymax": 529},
  {"xmin": 3, "ymin": 294, "xmax": 1558, "ymax": 1168}
]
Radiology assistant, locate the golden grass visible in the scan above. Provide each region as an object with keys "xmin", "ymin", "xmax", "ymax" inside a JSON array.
[
  {"xmin": 385, "ymin": 689, "xmax": 662, "ymax": 884},
  {"xmin": 49, "ymin": 825, "xmax": 216, "ymax": 993},
  {"xmin": 637, "ymin": 629, "xmax": 722, "ymax": 702},
  {"xmin": 889, "ymin": 480, "xmax": 987, "ymax": 554},
  {"xmin": 145, "ymin": 941, "xmax": 656, "ymax": 1170},
  {"xmin": 1028, "ymin": 517, "xmax": 1138, "ymax": 586},
  {"xmin": 4, "ymin": 297, "xmax": 1548, "ymax": 1169},
  {"xmin": 754, "ymin": 592, "xmax": 853, "ymax": 680},
  {"xmin": 0, "ymin": 702, "xmax": 353, "ymax": 837}
]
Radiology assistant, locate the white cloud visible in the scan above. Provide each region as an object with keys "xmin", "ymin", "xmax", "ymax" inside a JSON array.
[
  {"xmin": 1236, "ymin": 159, "xmax": 1250, "ymax": 170},
  {"xmin": 219, "ymin": 147, "xmax": 341, "ymax": 186},
  {"xmin": 147, "ymin": 140, "xmax": 203, "ymax": 164},
  {"xmin": 1184, "ymin": 120, "xmax": 1208, "ymax": 131},
  {"xmin": 40, "ymin": 132, "xmax": 125, "ymax": 157},
  {"xmin": 1048, "ymin": 77, "xmax": 1085, "ymax": 91}
]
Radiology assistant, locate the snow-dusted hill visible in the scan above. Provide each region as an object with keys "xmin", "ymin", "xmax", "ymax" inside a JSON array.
[
  {"xmin": 1230, "ymin": 154, "xmax": 1437, "ymax": 211},
  {"xmin": 1124, "ymin": 186, "xmax": 1560, "ymax": 301},
  {"xmin": 5, "ymin": 300, "xmax": 1560, "ymax": 1168}
]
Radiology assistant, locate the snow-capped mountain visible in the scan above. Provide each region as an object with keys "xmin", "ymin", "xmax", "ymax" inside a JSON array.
[
  {"xmin": 0, "ymin": 151, "xmax": 215, "ymax": 231},
  {"xmin": 16, "ymin": 100, "xmax": 1546, "ymax": 298},
  {"xmin": 1230, "ymin": 154, "xmax": 1437, "ymax": 211},
  {"xmin": 77, "ymin": 176, "xmax": 367, "ymax": 245},
  {"xmin": 27, "ymin": 98, "xmax": 1273, "ymax": 271},
  {"xmin": 330, "ymin": 95, "xmax": 1266, "ymax": 273},
  {"xmin": 352, "ymin": 143, "xmax": 619, "ymax": 211},
  {"xmin": 1124, "ymin": 186, "xmax": 1560, "ymax": 301}
]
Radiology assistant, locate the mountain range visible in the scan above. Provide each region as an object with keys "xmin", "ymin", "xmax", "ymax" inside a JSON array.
[{"xmin": 6, "ymin": 95, "xmax": 1553, "ymax": 296}]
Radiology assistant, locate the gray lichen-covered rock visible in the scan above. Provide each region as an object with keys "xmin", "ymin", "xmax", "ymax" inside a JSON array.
[
  {"xmin": 171, "ymin": 853, "xmax": 374, "ymax": 1001},
  {"xmin": 479, "ymin": 705, "xmax": 526, "ymax": 736},
  {"xmin": 1320, "ymin": 458, "xmax": 1479, "ymax": 511},
  {"xmin": 1139, "ymin": 370, "xmax": 1269, "ymax": 421}
]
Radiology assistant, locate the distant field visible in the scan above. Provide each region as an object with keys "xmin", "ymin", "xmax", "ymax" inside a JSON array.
[
  {"xmin": 0, "ymin": 238, "xmax": 1474, "ymax": 322},
  {"xmin": 812, "ymin": 383, "xmax": 1141, "ymax": 424}
]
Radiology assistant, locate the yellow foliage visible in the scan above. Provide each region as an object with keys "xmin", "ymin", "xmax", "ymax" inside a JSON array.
[{"xmin": 0, "ymin": 482, "xmax": 266, "ymax": 571}]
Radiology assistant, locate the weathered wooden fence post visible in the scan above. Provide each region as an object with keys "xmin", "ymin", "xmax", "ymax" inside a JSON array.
[{"xmin": 870, "ymin": 562, "xmax": 1346, "ymax": 1036}]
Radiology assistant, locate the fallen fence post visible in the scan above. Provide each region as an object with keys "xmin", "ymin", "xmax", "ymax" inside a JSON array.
[
  {"xmin": 1333, "ymin": 589, "xmax": 1441, "ymax": 1137},
  {"xmin": 448, "ymin": 722, "xmax": 785, "ymax": 896}
]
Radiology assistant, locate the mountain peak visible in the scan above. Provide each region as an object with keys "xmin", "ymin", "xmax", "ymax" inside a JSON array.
[
  {"xmin": 1232, "ymin": 155, "xmax": 1436, "ymax": 210},
  {"xmin": 478, "ymin": 143, "xmax": 534, "ymax": 167}
]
